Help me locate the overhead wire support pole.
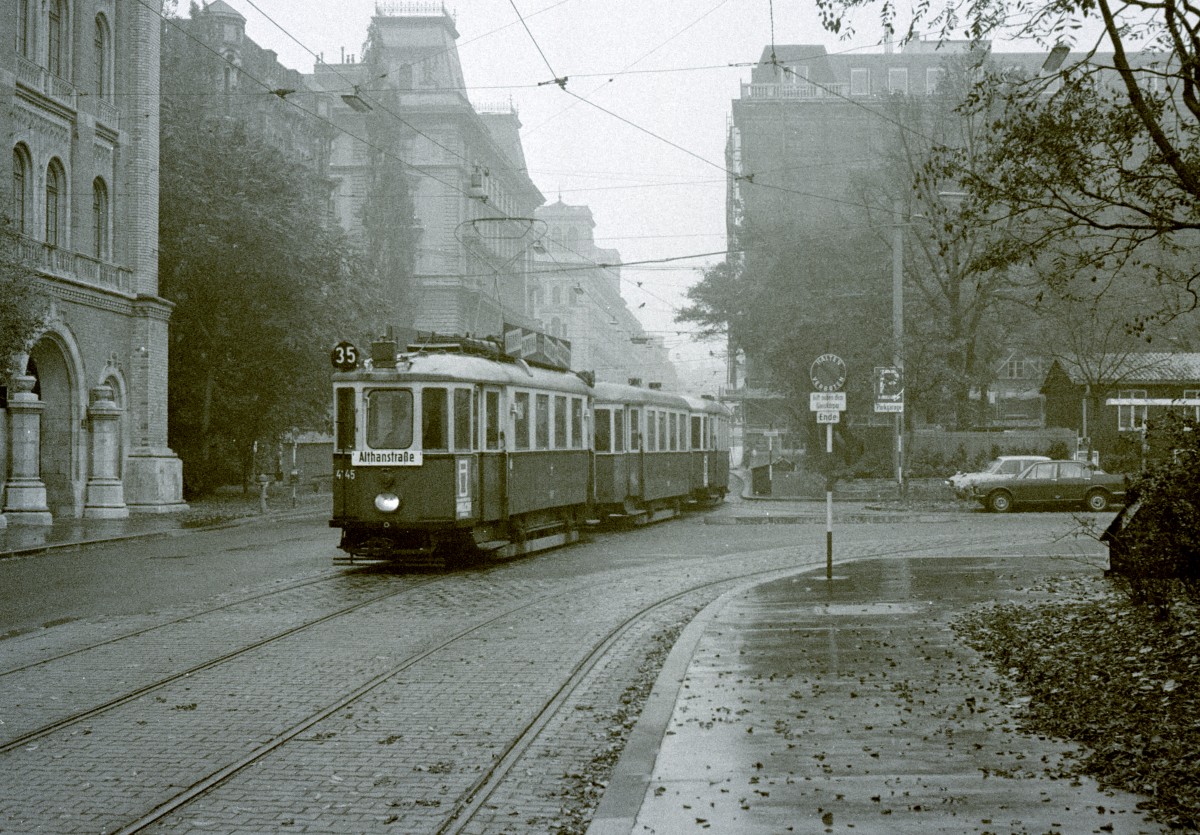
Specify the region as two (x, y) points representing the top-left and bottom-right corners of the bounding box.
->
(893, 198), (905, 495)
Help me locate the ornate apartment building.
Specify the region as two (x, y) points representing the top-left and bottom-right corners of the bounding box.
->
(530, 199), (677, 388)
(309, 2), (544, 340)
(2, 0), (184, 525)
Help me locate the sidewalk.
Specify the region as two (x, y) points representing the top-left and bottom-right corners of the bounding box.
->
(589, 556), (1165, 834)
(0, 488), (328, 559)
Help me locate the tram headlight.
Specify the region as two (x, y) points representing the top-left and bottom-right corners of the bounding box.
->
(374, 492), (401, 513)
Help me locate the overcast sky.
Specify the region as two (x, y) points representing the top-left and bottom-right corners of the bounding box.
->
(204, 0), (921, 390)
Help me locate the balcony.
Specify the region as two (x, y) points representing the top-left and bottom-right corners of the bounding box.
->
(95, 99), (120, 131)
(16, 56), (79, 110)
(17, 236), (134, 296)
(740, 81), (852, 102)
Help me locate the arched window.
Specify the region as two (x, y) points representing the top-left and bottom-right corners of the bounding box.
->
(12, 145), (31, 235)
(48, 0), (68, 79)
(92, 178), (109, 259)
(17, 0), (35, 58)
(46, 158), (66, 247)
(95, 14), (112, 99)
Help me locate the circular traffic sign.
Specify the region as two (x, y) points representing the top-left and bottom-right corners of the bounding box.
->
(330, 341), (360, 372)
(810, 353), (847, 392)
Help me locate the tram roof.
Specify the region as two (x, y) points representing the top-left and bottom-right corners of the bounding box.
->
(334, 351), (592, 395)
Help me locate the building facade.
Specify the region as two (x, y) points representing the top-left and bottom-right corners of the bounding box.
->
(2, 0), (184, 526)
(529, 199), (677, 387)
(165, 1), (334, 178)
(309, 2), (543, 340)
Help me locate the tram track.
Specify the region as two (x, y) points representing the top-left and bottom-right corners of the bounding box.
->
(0, 572), (445, 754)
(119, 523), (1066, 833)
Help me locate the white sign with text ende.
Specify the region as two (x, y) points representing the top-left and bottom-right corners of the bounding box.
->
(809, 392), (847, 411)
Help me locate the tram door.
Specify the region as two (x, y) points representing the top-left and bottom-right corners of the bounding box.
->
(627, 407), (643, 498)
(478, 386), (506, 520)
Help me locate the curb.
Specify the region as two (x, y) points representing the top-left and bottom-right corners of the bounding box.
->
(586, 559), (832, 835)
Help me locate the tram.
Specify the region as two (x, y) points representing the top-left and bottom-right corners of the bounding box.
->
(330, 331), (730, 567)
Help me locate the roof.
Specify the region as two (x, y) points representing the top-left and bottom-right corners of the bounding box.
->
(201, 0), (245, 21)
(1048, 353), (1200, 386)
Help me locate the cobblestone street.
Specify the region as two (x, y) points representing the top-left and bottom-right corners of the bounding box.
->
(0, 504), (1124, 833)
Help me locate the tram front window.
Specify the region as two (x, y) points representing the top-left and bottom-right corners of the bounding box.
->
(367, 389), (413, 449)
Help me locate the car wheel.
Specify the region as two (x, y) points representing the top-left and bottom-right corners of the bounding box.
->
(987, 491), (1013, 513)
(1085, 489), (1110, 512)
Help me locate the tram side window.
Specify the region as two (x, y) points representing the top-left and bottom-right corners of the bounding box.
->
(513, 392), (531, 450)
(692, 416), (703, 450)
(535, 393), (550, 450)
(660, 412), (669, 451)
(646, 409), (657, 451)
(614, 409), (625, 452)
(422, 388), (448, 450)
(485, 391), (501, 450)
(594, 408), (612, 453)
(629, 409), (640, 450)
(367, 389), (413, 449)
(335, 388), (356, 451)
(571, 398), (583, 448)
(554, 395), (567, 448)
(454, 388), (472, 451)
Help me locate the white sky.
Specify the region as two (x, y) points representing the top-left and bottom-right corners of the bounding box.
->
(209, 0), (1010, 391)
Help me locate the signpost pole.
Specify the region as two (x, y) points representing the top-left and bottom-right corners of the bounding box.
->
(825, 422), (833, 581)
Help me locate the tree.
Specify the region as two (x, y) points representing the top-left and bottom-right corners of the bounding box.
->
(0, 215), (48, 378)
(159, 104), (387, 495)
(679, 220), (892, 447)
(816, 0), (1200, 323)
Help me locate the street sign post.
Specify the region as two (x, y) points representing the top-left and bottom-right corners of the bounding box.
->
(808, 354), (846, 583)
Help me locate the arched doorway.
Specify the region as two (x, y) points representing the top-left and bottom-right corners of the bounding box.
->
(27, 336), (80, 517)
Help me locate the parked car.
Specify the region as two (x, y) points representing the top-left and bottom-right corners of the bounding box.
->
(947, 455), (1051, 500)
(970, 460), (1126, 513)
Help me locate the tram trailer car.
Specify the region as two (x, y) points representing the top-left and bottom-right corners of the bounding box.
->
(330, 336), (730, 567)
(591, 383), (730, 522)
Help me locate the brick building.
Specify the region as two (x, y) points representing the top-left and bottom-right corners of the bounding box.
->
(2, 0), (184, 525)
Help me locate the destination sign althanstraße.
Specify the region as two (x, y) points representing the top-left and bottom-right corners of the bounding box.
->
(353, 450), (423, 466)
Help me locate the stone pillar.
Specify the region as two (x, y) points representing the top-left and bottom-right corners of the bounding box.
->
(83, 385), (129, 519)
(3, 375), (53, 525)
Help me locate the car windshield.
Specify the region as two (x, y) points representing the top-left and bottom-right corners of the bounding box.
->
(983, 459), (1009, 474)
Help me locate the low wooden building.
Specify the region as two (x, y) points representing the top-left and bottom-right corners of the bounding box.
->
(1040, 352), (1200, 470)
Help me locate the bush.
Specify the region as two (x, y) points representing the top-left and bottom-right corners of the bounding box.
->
(1103, 412), (1200, 611)
(1045, 440), (1072, 460)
